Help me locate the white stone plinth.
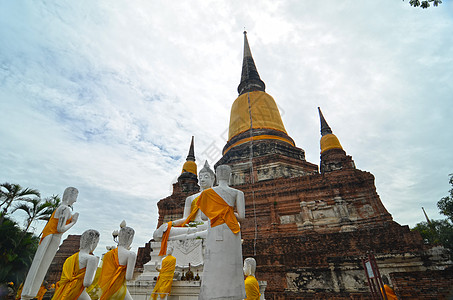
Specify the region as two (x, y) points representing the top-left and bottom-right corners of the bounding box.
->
(128, 280), (201, 300)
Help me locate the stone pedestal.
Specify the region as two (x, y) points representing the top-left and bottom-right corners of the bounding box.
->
(128, 279), (267, 300)
(128, 280), (201, 300)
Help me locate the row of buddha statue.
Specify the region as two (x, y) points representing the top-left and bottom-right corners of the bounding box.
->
(19, 163), (261, 300)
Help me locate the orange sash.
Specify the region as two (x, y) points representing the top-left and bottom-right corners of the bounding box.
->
(159, 196), (201, 256)
(151, 255), (176, 300)
(158, 221), (172, 256)
(381, 284), (398, 300)
(51, 252), (86, 300)
(180, 196), (200, 227)
(99, 248), (127, 300)
(197, 188), (240, 233)
(40, 210), (72, 244)
(244, 275), (260, 300)
(36, 286), (47, 300)
(15, 283), (23, 300)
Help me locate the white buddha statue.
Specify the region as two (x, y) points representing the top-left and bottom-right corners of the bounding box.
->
(51, 229), (100, 300)
(99, 222), (136, 300)
(22, 187), (79, 300)
(196, 164), (246, 300)
(78, 230), (101, 300)
(151, 245), (176, 300)
(153, 161), (215, 244)
(243, 257), (261, 300)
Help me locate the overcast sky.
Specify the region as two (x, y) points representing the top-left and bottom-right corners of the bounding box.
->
(1, 1), (452, 255)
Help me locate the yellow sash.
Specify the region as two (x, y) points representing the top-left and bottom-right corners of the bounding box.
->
(382, 284), (398, 300)
(180, 196), (200, 227)
(99, 248), (127, 300)
(244, 275), (260, 300)
(36, 286), (47, 300)
(51, 252), (86, 300)
(159, 196), (201, 256)
(158, 221), (172, 256)
(15, 283), (23, 300)
(151, 255), (176, 300)
(40, 210), (72, 244)
(197, 188), (240, 233)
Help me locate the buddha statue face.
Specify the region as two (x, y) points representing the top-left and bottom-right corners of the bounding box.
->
(199, 171), (215, 190)
(199, 160), (215, 189)
(62, 187), (78, 205)
(167, 246), (174, 256)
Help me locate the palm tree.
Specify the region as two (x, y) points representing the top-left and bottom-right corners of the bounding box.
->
(12, 198), (56, 233)
(0, 183), (40, 225)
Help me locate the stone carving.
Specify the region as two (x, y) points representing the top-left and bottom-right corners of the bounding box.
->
(297, 197), (357, 232)
(171, 239), (204, 268)
(21, 187), (79, 300)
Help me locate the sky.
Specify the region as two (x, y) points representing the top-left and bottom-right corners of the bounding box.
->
(1, 0), (452, 255)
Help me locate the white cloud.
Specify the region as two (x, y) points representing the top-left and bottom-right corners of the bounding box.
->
(1, 0), (452, 254)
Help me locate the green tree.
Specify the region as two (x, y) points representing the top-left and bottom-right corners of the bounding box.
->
(12, 196), (59, 234)
(0, 183), (40, 225)
(403, 0), (442, 9)
(404, 0), (442, 8)
(0, 217), (39, 285)
(437, 174), (453, 222)
(412, 219), (453, 251)
(412, 174), (453, 257)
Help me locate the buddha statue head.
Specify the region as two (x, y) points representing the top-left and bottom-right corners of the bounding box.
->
(243, 257), (256, 277)
(80, 229), (100, 253)
(199, 160), (215, 190)
(216, 164), (232, 184)
(62, 187), (78, 206)
(167, 245), (174, 256)
(118, 224), (135, 249)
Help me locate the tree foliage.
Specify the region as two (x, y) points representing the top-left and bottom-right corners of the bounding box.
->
(412, 174), (453, 256)
(404, 0), (442, 9)
(437, 174), (453, 222)
(12, 195), (60, 233)
(412, 219), (453, 250)
(0, 183), (40, 226)
(0, 217), (39, 285)
(0, 183), (61, 286)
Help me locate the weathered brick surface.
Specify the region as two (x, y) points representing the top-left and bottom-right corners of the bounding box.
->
(390, 268), (453, 299)
(148, 144), (451, 299)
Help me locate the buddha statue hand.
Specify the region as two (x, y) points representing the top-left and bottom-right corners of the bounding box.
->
(71, 212), (79, 223)
(153, 223), (168, 241)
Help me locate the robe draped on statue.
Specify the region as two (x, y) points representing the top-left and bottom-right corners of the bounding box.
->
(244, 276), (260, 300)
(151, 255), (176, 300)
(196, 188), (246, 300)
(35, 285), (47, 300)
(99, 248), (127, 300)
(51, 252), (86, 300)
(40, 210), (71, 244)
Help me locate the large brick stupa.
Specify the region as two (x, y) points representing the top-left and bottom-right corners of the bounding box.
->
(138, 32), (452, 299)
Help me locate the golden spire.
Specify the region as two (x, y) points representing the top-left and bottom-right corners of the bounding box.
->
(224, 32), (295, 155)
(318, 107), (343, 154)
(181, 136), (197, 175)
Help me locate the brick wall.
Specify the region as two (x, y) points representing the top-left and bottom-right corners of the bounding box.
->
(391, 268), (453, 299)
